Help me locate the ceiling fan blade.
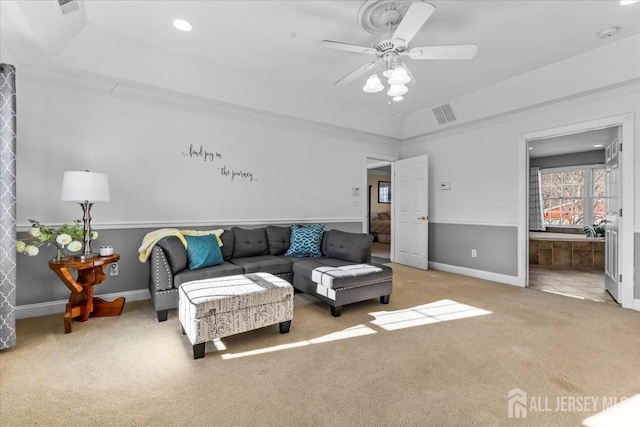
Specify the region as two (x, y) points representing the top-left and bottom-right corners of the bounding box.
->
(406, 44), (478, 60)
(322, 40), (378, 55)
(392, 2), (436, 46)
(334, 60), (381, 86)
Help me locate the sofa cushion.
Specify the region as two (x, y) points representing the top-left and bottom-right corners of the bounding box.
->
(292, 259), (392, 290)
(156, 236), (188, 273)
(324, 230), (373, 264)
(174, 261), (244, 288)
(184, 234), (223, 270)
(229, 255), (293, 275)
(285, 224), (324, 257)
(219, 229), (235, 261)
(266, 226), (291, 255)
(232, 227), (269, 258)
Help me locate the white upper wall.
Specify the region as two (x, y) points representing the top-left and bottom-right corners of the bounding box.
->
(401, 83), (640, 228)
(15, 73), (399, 227)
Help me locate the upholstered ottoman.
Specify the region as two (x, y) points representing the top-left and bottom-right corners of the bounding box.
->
(179, 272), (294, 359)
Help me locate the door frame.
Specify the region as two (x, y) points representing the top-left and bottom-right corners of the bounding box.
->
(364, 153), (397, 262)
(517, 113), (635, 310)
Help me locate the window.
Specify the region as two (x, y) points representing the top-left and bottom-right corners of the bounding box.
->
(541, 166), (605, 226)
(378, 181), (391, 203)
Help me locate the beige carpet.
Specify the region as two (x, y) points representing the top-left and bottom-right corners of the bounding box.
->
(2, 264), (639, 426)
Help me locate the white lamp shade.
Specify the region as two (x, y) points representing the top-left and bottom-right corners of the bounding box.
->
(388, 65), (411, 85)
(362, 73), (384, 93)
(61, 171), (111, 202)
(387, 84), (408, 97)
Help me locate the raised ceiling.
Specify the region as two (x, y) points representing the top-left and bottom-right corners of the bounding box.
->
(2, 1), (640, 121)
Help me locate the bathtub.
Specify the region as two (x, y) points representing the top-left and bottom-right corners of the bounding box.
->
(529, 232), (604, 270)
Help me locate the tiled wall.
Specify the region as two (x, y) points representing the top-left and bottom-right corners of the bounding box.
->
(529, 239), (604, 270)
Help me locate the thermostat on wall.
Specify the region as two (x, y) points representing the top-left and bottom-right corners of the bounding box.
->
(440, 182), (451, 190)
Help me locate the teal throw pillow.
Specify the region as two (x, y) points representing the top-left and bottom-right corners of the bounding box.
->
(184, 234), (224, 270)
(284, 224), (324, 257)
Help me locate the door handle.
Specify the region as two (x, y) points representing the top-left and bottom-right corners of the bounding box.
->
(418, 216), (426, 220)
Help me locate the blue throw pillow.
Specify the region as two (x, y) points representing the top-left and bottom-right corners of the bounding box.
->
(184, 234), (224, 270)
(284, 224), (324, 257)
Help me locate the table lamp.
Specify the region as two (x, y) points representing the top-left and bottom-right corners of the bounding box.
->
(61, 170), (110, 260)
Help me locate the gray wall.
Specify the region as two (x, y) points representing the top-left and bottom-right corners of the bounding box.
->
(16, 222), (362, 306)
(529, 150), (605, 169)
(636, 233), (640, 299)
(428, 223), (518, 276)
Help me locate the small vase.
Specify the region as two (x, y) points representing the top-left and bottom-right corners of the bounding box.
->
(53, 244), (69, 261)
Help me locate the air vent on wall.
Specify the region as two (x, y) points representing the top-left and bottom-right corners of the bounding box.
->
(432, 103), (458, 125)
(58, 0), (79, 15)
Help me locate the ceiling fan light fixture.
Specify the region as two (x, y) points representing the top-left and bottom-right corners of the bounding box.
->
(387, 84), (408, 97)
(363, 73), (384, 93)
(388, 64), (411, 85)
(392, 95), (404, 102)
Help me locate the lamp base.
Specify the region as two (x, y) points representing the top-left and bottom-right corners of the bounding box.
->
(77, 253), (98, 261)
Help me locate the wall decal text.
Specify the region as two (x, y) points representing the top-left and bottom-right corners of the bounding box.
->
(181, 144), (258, 182)
(182, 144), (223, 162)
(218, 166), (257, 182)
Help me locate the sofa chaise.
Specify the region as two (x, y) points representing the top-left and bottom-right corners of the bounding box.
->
(148, 226), (392, 321)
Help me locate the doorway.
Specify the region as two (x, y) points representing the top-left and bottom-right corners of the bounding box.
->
(368, 163), (392, 263)
(527, 127), (618, 304)
(518, 114), (635, 310)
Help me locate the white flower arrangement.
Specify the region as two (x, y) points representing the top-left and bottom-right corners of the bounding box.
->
(17, 219), (96, 258)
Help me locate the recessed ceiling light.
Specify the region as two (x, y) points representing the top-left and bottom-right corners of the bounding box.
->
(620, 1), (639, 5)
(173, 19), (192, 32)
(593, 144), (604, 147)
(529, 147), (533, 150)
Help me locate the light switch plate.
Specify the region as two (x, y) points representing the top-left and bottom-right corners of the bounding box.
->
(440, 182), (451, 190)
(352, 187), (360, 196)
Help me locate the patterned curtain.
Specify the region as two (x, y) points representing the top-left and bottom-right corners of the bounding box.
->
(529, 167), (546, 232)
(0, 63), (17, 350)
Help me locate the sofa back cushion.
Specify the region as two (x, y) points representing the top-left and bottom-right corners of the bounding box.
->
(156, 236), (188, 272)
(266, 226), (291, 255)
(219, 229), (235, 261)
(231, 227), (269, 258)
(323, 230), (373, 264)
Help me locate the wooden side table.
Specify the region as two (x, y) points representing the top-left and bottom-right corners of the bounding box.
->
(48, 254), (125, 333)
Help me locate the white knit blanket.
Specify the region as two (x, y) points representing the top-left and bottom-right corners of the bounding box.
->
(311, 264), (383, 289)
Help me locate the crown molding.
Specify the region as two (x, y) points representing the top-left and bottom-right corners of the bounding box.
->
(402, 77), (640, 146)
(21, 66), (402, 147)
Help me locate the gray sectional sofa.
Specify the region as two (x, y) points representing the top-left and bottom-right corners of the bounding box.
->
(149, 226), (392, 321)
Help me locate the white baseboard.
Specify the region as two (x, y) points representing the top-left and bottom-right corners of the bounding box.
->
(634, 299), (640, 312)
(428, 262), (521, 287)
(15, 289), (151, 319)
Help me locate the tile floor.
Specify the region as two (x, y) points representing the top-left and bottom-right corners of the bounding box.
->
(529, 266), (617, 304)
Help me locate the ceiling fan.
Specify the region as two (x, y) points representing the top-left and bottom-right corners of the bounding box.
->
(322, 0), (477, 101)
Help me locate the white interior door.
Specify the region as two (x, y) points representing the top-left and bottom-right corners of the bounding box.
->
(394, 155), (429, 269)
(604, 137), (620, 302)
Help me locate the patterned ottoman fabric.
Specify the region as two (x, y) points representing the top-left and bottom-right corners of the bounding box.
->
(179, 273), (294, 357)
